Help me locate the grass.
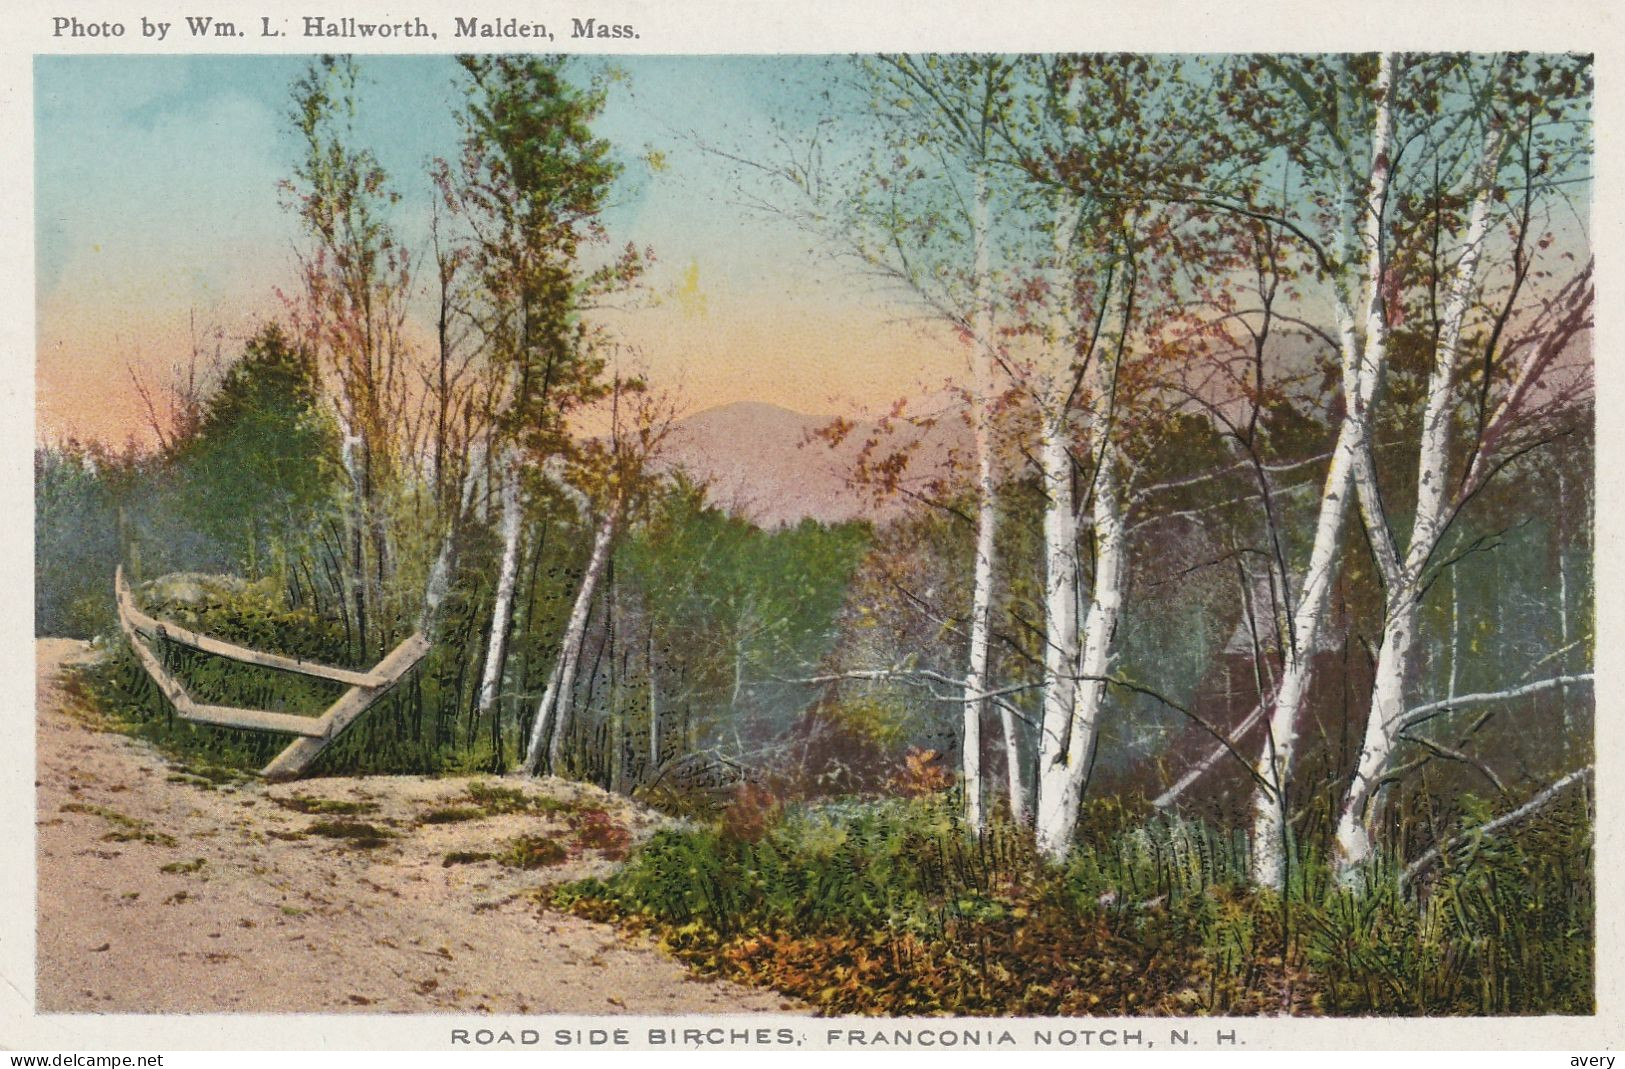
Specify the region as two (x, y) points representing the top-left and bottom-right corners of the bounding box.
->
(175, 763), (250, 785)
(305, 820), (394, 849)
(274, 795), (377, 816)
(499, 834), (569, 869)
(159, 857), (207, 874)
(60, 802), (177, 847)
(419, 805), (484, 825)
(550, 792), (1593, 1017)
(71, 585), (452, 778)
(465, 781), (577, 817)
(442, 850), (494, 867)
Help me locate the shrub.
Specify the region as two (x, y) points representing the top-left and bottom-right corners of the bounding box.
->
(500, 834), (569, 869)
(571, 809), (632, 859)
(553, 790), (1591, 1017)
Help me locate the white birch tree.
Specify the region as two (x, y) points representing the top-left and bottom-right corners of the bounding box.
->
(1191, 53), (1402, 890)
(438, 56), (641, 764)
(522, 377), (675, 775)
(1335, 257), (1594, 874)
(831, 55), (1025, 829)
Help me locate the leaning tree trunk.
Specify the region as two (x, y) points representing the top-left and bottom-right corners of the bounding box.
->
(337, 411), (370, 659)
(1333, 116), (1504, 877)
(1249, 52), (1396, 891)
(1332, 603), (1416, 870)
(419, 439), (486, 635)
(522, 503), (619, 777)
(1249, 418), (1364, 888)
(473, 456), (524, 752)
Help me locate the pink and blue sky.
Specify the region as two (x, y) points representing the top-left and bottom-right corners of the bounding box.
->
(36, 55), (961, 446)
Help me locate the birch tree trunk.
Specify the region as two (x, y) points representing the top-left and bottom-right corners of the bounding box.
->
(1034, 414), (1079, 848)
(419, 439), (487, 635)
(1030, 182), (1087, 850)
(473, 456), (523, 744)
(1035, 438), (1126, 859)
(1250, 52), (1397, 890)
(1250, 418), (1362, 887)
(522, 504), (619, 776)
(1027, 179), (1084, 834)
(960, 164), (998, 832)
(337, 411), (370, 658)
(1333, 117), (1505, 877)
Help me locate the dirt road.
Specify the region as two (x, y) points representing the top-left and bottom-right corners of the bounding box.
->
(34, 638), (796, 1015)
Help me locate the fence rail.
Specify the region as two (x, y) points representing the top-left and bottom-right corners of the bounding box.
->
(113, 565), (429, 779)
(115, 568), (388, 687)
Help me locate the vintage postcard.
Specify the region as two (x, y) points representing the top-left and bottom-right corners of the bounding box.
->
(4, 0), (1620, 1055)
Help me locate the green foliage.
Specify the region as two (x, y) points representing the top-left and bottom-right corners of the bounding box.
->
(420, 806), (484, 825)
(59, 802), (178, 847)
(35, 54), (1595, 1020)
(1303, 790), (1593, 1015)
(465, 780), (575, 815)
(305, 820), (394, 848)
(35, 325), (340, 640)
(81, 576), (349, 770)
(568, 796), (1032, 937)
(167, 324), (338, 579)
(500, 833), (569, 869)
(81, 571), (474, 778)
(621, 482), (871, 755)
(556, 795), (1591, 1016)
(35, 446), (123, 637)
(443, 54), (632, 456)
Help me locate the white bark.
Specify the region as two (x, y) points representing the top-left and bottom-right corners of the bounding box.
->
(1034, 244), (1128, 860)
(1332, 607), (1415, 869)
(1249, 417), (1363, 886)
(1035, 438), (1126, 860)
(522, 504), (619, 776)
(336, 409), (369, 650)
(1030, 173), (1082, 835)
(1250, 53), (1397, 890)
(1334, 115), (1505, 879)
(419, 439), (486, 634)
(1035, 414), (1079, 839)
(960, 164), (997, 832)
(474, 456), (523, 735)
(1396, 674), (1594, 733)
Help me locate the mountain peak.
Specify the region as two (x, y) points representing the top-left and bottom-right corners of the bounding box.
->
(661, 399), (961, 528)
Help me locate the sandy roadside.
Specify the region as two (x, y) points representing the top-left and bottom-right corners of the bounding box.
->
(34, 637), (800, 1015)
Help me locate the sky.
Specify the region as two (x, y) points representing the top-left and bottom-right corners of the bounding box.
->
(35, 54), (966, 447)
(34, 53), (1594, 449)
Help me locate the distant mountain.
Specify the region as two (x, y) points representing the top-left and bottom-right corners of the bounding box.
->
(659, 400), (967, 528)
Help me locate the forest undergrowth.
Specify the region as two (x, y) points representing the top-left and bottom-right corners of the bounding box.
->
(74, 582), (1593, 1019)
(551, 789), (1593, 1017)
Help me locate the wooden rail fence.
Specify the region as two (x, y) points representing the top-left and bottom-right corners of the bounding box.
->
(114, 565), (430, 780)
